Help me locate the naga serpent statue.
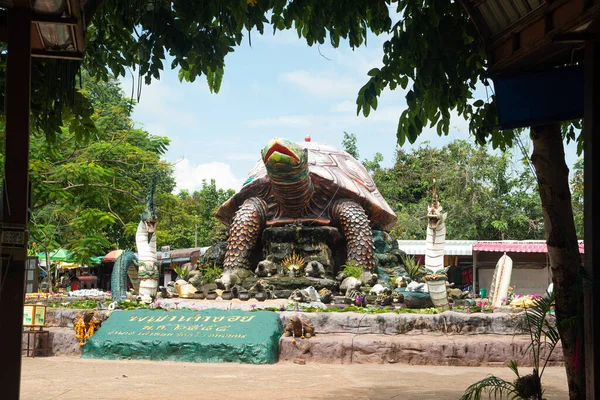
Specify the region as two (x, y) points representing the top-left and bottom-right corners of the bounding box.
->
(111, 176), (159, 303)
(215, 137), (397, 288)
(424, 178), (447, 274)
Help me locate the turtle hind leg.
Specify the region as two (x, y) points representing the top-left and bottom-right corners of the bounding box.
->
(331, 199), (375, 271)
(223, 197), (268, 271)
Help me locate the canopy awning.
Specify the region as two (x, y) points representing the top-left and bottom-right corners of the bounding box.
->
(396, 240), (478, 256)
(102, 250), (124, 263)
(473, 240), (585, 254)
(36, 248), (73, 261)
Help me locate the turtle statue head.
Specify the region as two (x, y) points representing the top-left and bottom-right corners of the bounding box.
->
(261, 137), (308, 181)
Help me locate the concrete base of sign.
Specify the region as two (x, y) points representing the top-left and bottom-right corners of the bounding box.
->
(82, 309), (283, 364)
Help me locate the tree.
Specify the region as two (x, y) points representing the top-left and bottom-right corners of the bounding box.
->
(571, 159), (584, 239)
(11, 74), (174, 268)
(158, 180), (234, 249)
(342, 132), (360, 159)
(365, 139), (545, 241)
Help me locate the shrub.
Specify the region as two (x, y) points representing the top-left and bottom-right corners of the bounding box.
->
(201, 264), (223, 285)
(401, 255), (426, 281)
(342, 261), (363, 279)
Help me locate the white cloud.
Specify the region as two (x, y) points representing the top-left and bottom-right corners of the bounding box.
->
(280, 70), (360, 98)
(245, 115), (312, 128)
(332, 100), (355, 113)
(173, 158), (244, 193)
(224, 153), (261, 162)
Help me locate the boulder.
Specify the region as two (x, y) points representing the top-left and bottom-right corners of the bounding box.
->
(202, 241), (228, 267)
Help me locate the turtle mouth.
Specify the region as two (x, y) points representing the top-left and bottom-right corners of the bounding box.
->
(264, 143), (299, 163)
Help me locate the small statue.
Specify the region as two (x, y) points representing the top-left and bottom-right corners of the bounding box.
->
(369, 283), (386, 295)
(174, 279), (197, 298)
(392, 291), (404, 303)
(305, 261), (326, 278)
(392, 276), (408, 288)
(289, 288), (311, 302)
(255, 260), (277, 277)
(249, 279), (270, 292)
(318, 288), (333, 304)
(340, 277), (362, 294)
(346, 288), (366, 307)
(375, 288), (393, 306)
(283, 316), (315, 340)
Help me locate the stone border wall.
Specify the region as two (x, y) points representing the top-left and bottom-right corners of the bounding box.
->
(44, 308), (536, 335)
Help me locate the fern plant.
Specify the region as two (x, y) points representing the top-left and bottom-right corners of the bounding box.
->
(201, 264), (223, 285)
(401, 255), (426, 281)
(172, 264), (189, 281)
(460, 291), (559, 400)
(342, 261), (363, 279)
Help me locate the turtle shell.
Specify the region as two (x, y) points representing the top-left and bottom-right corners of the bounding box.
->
(216, 141), (398, 231)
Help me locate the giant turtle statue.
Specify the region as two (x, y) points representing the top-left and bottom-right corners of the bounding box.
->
(215, 137), (397, 288)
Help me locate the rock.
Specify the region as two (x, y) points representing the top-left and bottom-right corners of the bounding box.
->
(372, 230), (399, 254)
(187, 269), (202, 289)
(340, 277), (362, 294)
(305, 261), (326, 278)
(202, 241), (228, 268)
(400, 290), (434, 308)
(336, 271), (346, 283)
(255, 260), (277, 277)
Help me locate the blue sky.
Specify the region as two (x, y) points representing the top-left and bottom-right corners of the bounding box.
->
(122, 28), (581, 193)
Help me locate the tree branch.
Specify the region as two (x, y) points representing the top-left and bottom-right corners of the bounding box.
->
(60, 183), (142, 201)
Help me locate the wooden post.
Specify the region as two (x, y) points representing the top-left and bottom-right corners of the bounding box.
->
(584, 39), (600, 400)
(472, 251), (478, 295)
(0, 6), (31, 400)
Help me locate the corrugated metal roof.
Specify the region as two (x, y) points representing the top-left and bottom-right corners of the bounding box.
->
(473, 241), (585, 254)
(473, 0), (544, 36)
(397, 240), (478, 256)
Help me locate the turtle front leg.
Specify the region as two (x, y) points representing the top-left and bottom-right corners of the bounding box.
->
(330, 199), (375, 271)
(223, 197), (268, 271)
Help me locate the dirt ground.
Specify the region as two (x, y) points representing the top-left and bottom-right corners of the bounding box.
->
(21, 356), (568, 399)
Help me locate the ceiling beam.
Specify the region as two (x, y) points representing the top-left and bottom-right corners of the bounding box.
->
(32, 15), (78, 25)
(31, 49), (83, 60)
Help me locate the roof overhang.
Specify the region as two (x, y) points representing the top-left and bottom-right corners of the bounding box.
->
(461, 0), (600, 75)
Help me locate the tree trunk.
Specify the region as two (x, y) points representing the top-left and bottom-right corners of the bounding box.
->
(530, 123), (584, 399)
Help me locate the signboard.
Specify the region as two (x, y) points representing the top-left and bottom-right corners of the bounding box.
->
(161, 246), (170, 253)
(82, 308), (283, 364)
(23, 304), (46, 329)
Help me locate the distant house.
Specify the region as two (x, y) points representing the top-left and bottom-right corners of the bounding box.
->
(472, 240), (585, 296)
(397, 240), (477, 290)
(397, 239), (585, 296)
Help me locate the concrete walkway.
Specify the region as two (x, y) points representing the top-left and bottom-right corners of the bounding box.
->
(21, 357), (568, 399)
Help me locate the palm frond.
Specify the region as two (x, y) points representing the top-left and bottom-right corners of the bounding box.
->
(508, 360), (520, 378)
(459, 376), (521, 400)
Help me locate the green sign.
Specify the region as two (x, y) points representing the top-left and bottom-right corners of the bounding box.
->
(82, 308), (283, 364)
